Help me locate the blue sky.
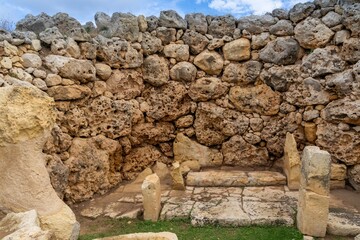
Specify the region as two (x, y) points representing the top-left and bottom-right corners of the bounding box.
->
(0, 0), (309, 25)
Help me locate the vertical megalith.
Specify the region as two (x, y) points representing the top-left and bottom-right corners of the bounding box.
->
(297, 146), (331, 237)
(0, 86), (80, 240)
(283, 132), (301, 190)
(142, 173), (161, 221)
(170, 161), (186, 190)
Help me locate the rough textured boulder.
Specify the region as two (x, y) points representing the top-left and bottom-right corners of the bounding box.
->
(223, 38), (250, 61)
(294, 17), (334, 49)
(141, 32), (162, 56)
(194, 102), (249, 146)
(269, 20), (294, 36)
(159, 10), (187, 30)
(106, 69), (144, 100)
(229, 85), (281, 115)
(0, 86), (79, 240)
(163, 44), (189, 61)
(321, 98), (360, 125)
(193, 50), (223, 75)
(189, 77), (228, 102)
(341, 38), (360, 63)
(222, 61), (262, 86)
(182, 30), (209, 54)
(170, 62), (197, 82)
(342, 3), (360, 37)
(21, 53), (42, 68)
(289, 2), (315, 23)
(142, 55), (169, 86)
(109, 13), (140, 42)
(16, 13), (54, 34)
(47, 85), (91, 100)
(259, 38), (300, 65)
(237, 15), (277, 35)
(156, 27), (176, 45)
(261, 65), (301, 92)
(221, 135), (269, 167)
(130, 122), (175, 145)
(185, 13), (207, 34)
(174, 133), (223, 167)
(208, 15), (236, 38)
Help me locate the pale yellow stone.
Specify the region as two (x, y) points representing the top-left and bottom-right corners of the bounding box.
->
(283, 132), (301, 190)
(331, 163), (346, 181)
(170, 162), (185, 190)
(304, 122), (317, 142)
(142, 174), (161, 221)
(93, 232), (178, 240)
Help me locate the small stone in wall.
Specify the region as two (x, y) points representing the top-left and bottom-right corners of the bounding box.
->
(185, 13), (207, 35)
(159, 10), (187, 30)
(170, 62), (197, 82)
(222, 61), (262, 86)
(259, 38), (300, 65)
(208, 15), (236, 38)
(163, 43), (190, 61)
(188, 77), (228, 102)
(289, 2), (315, 23)
(182, 30), (209, 55)
(21, 53), (42, 68)
(142, 55), (169, 86)
(341, 38), (360, 63)
(95, 63), (112, 80)
(223, 38), (250, 61)
(193, 50), (223, 75)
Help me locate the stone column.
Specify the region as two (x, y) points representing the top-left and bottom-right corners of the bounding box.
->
(142, 173), (161, 221)
(170, 161), (186, 190)
(297, 146), (331, 237)
(283, 132), (301, 190)
(0, 86), (79, 240)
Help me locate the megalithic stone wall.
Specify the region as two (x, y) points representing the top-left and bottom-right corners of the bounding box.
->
(0, 0), (358, 203)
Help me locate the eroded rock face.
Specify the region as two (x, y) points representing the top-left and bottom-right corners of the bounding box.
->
(229, 85), (281, 116)
(221, 135), (269, 167)
(106, 69), (144, 100)
(159, 10), (187, 30)
(261, 65), (301, 92)
(237, 15), (277, 35)
(130, 122), (175, 145)
(182, 30), (209, 55)
(208, 15), (236, 38)
(222, 61), (262, 86)
(170, 62), (197, 82)
(65, 135), (122, 202)
(142, 55), (169, 86)
(223, 38), (251, 61)
(194, 102), (249, 146)
(189, 77), (228, 101)
(321, 98), (360, 126)
(193, 50), (224, 75)
(185, 13), (207, 34)
(259, 38), (300, 65)
(341, 38), (360, 63)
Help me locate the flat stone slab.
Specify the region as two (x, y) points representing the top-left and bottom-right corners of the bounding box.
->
(327, 211), (360, 236)
(186, 171), (286, 187)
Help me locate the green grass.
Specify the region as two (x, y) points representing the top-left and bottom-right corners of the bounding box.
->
(79, 218), (303, 240)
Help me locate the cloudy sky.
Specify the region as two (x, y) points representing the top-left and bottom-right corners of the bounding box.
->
(0, 0), (309, 25)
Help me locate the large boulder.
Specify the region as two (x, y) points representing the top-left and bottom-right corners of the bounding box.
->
(222, 61), (262, 86)
(223, 38), (251, 61)
(193, 50), (223, 75)
(259, 38), (300, 65)
(188, 77), (228, 102)
(142, 55), (169, 86)
(109, 13), (140, 42)
(106, 69), (144, 100)
(0, 86), (79, 240)
(185, 13), (207, 34)
(208, 15), (236, 38)
(159, 10), (187, 29)
(182, 30), (209, 55)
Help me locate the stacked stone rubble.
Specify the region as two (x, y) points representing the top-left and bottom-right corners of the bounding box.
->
(0, 0), (359, 203)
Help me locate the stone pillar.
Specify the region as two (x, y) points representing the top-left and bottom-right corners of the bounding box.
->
(142, 173), (161, 221)
(170, 161), (186, 190)
(297, 146), (331, 237)
(283, 132), (301, 190)
(0, 86), (79, 240)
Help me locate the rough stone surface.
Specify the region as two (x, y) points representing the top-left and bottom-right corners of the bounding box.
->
(259, 38), (300, 65)
(237, 15), (277, 35)
(193, 50), (223, 75)
(208, 15), (236, 38)
(142, 55), (169, 86)
(159, 10), (187, 30)
(182, 30), (209, 54)
(163, 44), (189, 61)
(283, 133), (301, 190)
(94, 232), (178, 240)
(223, 38), (250, 61)
(22, 53), (42, 68)
(142, 174), (161, 221)
(106, 69), (144, 100)
(341, 38), (360, 63)
(185, 13), (207, 34)
(222, 61), (262, 86)
(189, 77), (228, 102)
(289, 2), (316, 23)
(170, 62), (197, 82)
(327, 212), (360, 236)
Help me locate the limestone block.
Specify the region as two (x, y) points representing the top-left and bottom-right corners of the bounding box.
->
(330, 163), (346, 181)
(222, 38), (251, 61)
(93, 232), (178, 240)
(300, 146), (331, 196)
(142, 174), (161, 221)
(297, 190), (330, 237)
(170, 162), (185, 190)
(193, 50), (223, 75)
(283, 133), (301, 190)
(304, 122), (317, 143)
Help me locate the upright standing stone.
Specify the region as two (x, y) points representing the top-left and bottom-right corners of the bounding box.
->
(297, 146), (331, 237)
(283, 133), (301, 190)
(142, 174), (161, 221)
(170, 161), (186, 190)
(0, 86), (80, 240)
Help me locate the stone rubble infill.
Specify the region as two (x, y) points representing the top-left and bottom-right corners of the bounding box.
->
(186, 170), (286, 187)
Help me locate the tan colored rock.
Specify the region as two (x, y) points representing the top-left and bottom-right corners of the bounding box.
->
(0, 210), (52, 240)
(222, 135), (269, 167)
(47, 85), (91, 100)
(330, 180), (345, 189)
(304, 122), (317, 143)
(0, 86), (79, 240)
(45, 74), (62, 87)
(222, 38), (250, 61)
(193, 50), (223, 75)
(170, 162), (185, 190)
(94, 232), (178, 240)
(174, 133), (223, 167)
(180, 160), (201, 172)
(327, 212), (360, 236)
(130, 122), (175, 145)
(341, 38), (360, 63)
(95, 63), (112, 80)
(142, 55), (169, 86)
(163, 44), (189, 61)
(229, 85), (281, 116)
(321, 98), (360, 126)
(169, 62), (197, 82)
(222, 61), (262, 86)
(142, 174), (161, 221)
(188, 77), (228, 102)
(283, 133), (301, 190)
(331, 163), (347, 181)
(175, 115), (194, 128)
(349, 164), (360, 191)
(106, 69), (144, 100)
(297, 190), (330, 237)
(0, 57), (12, 69)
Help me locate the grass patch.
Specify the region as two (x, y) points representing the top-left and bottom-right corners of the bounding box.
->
(79, 218), (303, 240)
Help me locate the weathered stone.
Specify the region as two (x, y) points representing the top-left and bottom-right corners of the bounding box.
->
(142, 174), (161, 221)
(107, 13), (139, 42)
(142, 55), (169, 86)
(156, 27), (176, 45)
(222, 61), (262, 86)
(237, 15), (276, 35)
(138, 15), (148, 32)
(189, 77), (228, 102)
(185, 13), (207, 34)
(65, 135), (122, 202)
(39, 27), (64, 45)
(208, 15), (236, 38)
(193, 50), (223, 75)
(0, 210), (51, 240)
(294, 17), (334, 49)
(106, 69), (144, 100)
(130, 122), (175, 145)
(289, 2), (315, 23)
(334, 30), (351, 45)
(349, 165), (360, 191)
(174, 133), (223, 167)
(327, 211), (360, 236)
(222, 135), (269, 167)
(182, 30), (209, 55)
(261, 64), (301, 92)
(325, 69), (355, 97)
(304, 122), (317, 143)
(342, 3), (360, 37)
(269, 20), (294, 36)
(303, 110), (319, 121)
(94, 12), (110, 30)
(21, 53), (42, 68)
(16, 13), (54, 34)
(143, 81), (191, 121)
(297, 190), (330, 237)
(259, 38), (300, 65)
(170, 162), (185, 190)
(141, 32), (162, 55)
(47, 85), (91, 100)
(322, 11), (342, 28)
(163, 44), (189, 61)
(272, 8), (289, 20)
(283, 133), (301, 190)
(341, 38), (360, 63)
(94, 232), (178, 240)
(159, 10), (187, 30)
(95, 63), (112, 80)
(302, 47), (346, 77)
(194, 102), (249, 146)
(146, 16), (159, 32)
(229, 85), (281, 116)
(321, 98), (360, 126)
(170, 62), (197, 82)
(331, 163), (347, 181)
(222, 38), (250, 61)
(0, 86), (79, 240)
